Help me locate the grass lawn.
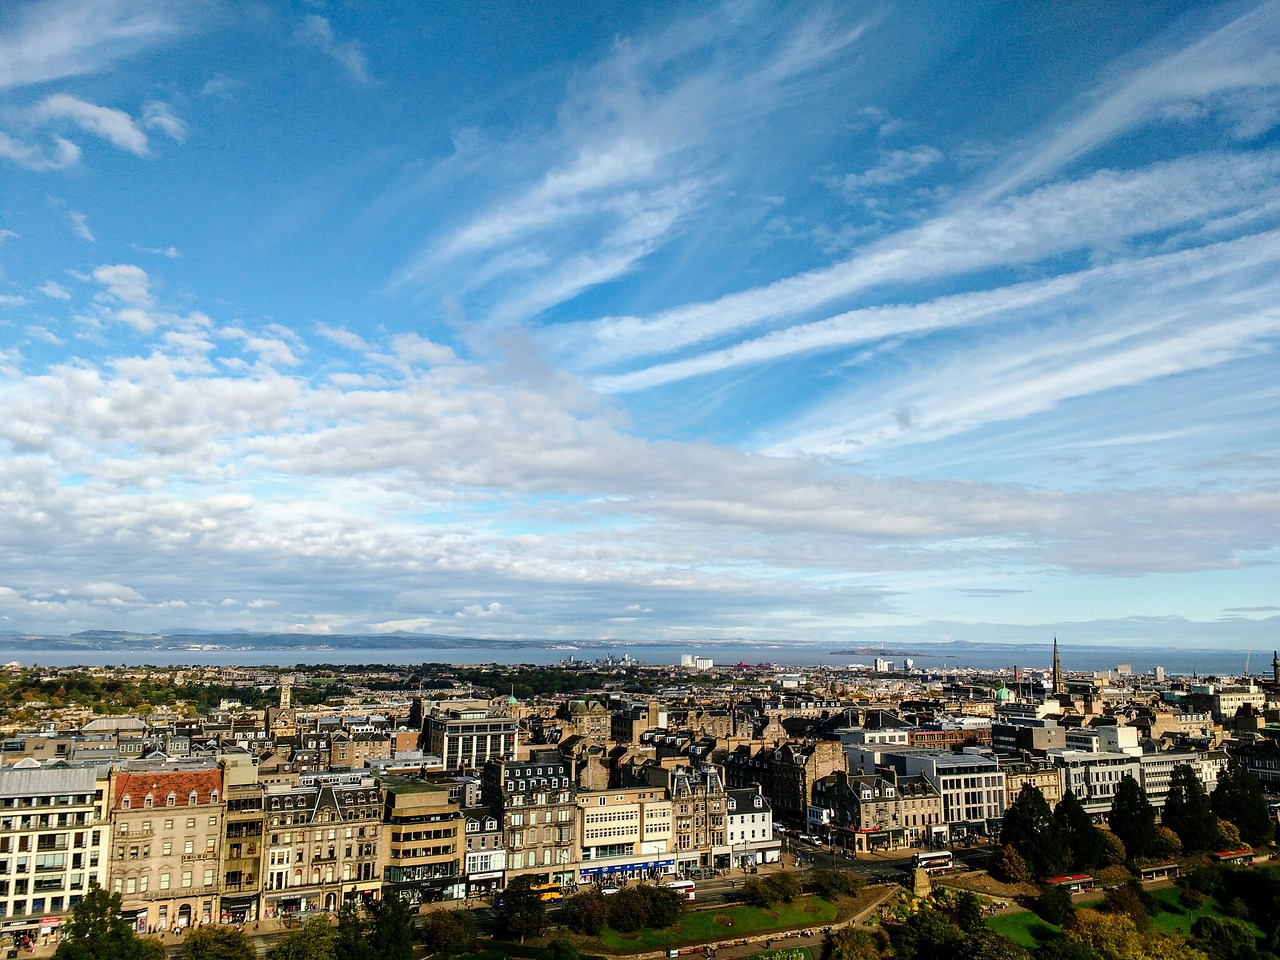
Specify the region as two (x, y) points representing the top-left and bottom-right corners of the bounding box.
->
(596, 896), (837, 952)
(1145, 887), (1263, 939)
(986, 911), (1061, 949)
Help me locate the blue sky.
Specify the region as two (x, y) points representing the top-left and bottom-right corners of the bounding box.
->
(1, 0), (1278, 649)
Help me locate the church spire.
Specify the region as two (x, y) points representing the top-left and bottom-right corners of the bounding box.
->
(1051, 636), (1063, 696)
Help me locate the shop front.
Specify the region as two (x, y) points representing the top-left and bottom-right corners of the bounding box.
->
(220, 894), (259, 924)
(579, 856), (676, 885)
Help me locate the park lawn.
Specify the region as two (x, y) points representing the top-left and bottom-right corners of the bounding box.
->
(986, 910), (1061, 949)
(1145, 887), (1263, 939)
(596, 896), (837, 952)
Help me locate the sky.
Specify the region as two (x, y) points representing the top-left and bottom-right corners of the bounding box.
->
(0, 0), (1277, 650)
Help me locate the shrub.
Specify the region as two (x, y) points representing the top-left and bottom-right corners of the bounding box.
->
(807, 868), (866, 900)
(1178, 886), (1205, 910)
(1035, 885), (1075, 926)
(562, 891), (609, 935)
(419, 910), (477, 956)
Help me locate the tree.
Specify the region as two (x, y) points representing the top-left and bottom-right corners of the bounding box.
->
(808, 868), (866, 900)
(1056, 791), (1108, 871)
(1035, 886), (1076, 926)
(604, 884), (685, 932)
(956, 891), (987, 935)
(270, 919), (337, 960)
(742, 872), (802, 906)
(1002, 784), (1069, 879)
(1108, 776), (1158, 861)
(175, 927), (256, 960)
(992, 844), (1032, 884)
(420, 910), (477, 956)
(562, 891), (609, 935)
(498, 877), (549, 944)
(540, 940), (583, 960)
(367, 895), (414, 960)
(1212, 762), (1275, 847)
(1190, 916), (1259, 960)
(828, 926), (890, 960)
(1098, 831), (1126, 867)
(334, 901), (376, 960)
(1161, 765), (1223, 854)
(53, 884), (166, 960)
(1034, 940), (1104, 960)
(889, 907), (961, 960)
(1101, 883), (1151, 933)
(956, 930), (1032, 960)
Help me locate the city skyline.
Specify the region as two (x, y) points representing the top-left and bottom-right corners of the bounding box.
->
(1, 1), (1278, 646)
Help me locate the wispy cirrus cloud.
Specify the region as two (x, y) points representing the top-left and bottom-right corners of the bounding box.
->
(0, 0), (189, 91)
(576, 150), (1280, 372)
(295, 15), (369, 84)
(391, 6), (878, 325)
(31, 93), (149, 155)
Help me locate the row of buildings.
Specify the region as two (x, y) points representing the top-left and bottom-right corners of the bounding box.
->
(0, 650), (1265, 948)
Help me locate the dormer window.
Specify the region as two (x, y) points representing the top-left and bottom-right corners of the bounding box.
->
(121, 795), (131, 810)
(144, 793), (153, 808)
(189, 790), (198, 805)
(754, 797), (763, 808)
(167, 792), (176, 807)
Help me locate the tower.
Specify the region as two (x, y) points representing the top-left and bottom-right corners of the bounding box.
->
(1051, 636), (1063, 697)
(279, 675), (293, 710)
(1272, 650), (1278, 685)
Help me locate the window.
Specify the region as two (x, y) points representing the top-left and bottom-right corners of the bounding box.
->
(144, 794), (153, 808)
(167, 793), (176, 807)
(181, 871), (192, 888)
(189, 790), (198, 806)
(120, 796), (130, 810)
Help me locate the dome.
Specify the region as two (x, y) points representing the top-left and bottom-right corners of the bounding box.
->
(994, 684), (1013, 702)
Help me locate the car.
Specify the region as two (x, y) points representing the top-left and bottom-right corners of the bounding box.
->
(601, 886), (620, 895)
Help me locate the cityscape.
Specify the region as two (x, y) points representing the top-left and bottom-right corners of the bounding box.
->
(0, 643), (1277, 958)
(4, 1), (1280, 959)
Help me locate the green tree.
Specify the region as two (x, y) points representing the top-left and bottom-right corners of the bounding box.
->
(334, 901), (376, 960)
(1162, 765), (1223, 854)
(53, 885), (166, 960)
(1035, 886), (1076, 926)
(956, 930), (1032, 960)
(993, 844), (1032, 884)
(1212, 762), (1275, 847)
(175, 926), (257, 960)
(269, 918), (336, 960)
(828, 926), (890, 960)
(1033, 939), (1104, 960)
(1108, 776), (1158, 861)
(562, 891), (609, 935)
(498, 877), (549, 944)
(1002, 785), (1070, 879)
(889, 906), (960, 960)
(1190, 915), (1259, 960)
(1055, 792), (1107, 871)
(420, 909), (477, 955)
(1100, 883), (1151, 933)
(539, 940), (583, 960)
(956, 891), (987, 934)
(742, 872), (802, 906)
(367, 895), (414, 960)
(1098, 831), (1126, 867)
(808, 868), (866, 900)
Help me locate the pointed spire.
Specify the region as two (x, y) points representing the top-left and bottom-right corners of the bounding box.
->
(1051, 636), (1063, 697)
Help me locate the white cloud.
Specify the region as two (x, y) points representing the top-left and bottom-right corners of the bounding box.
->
(32, 93), (149, 155)
(142, 100), (186, 141)
(70, 211), (94, 242)
(572, 150), (1280, 369)
(0, 0), (187, 91)
(835, 145), (944, 192)
(39, 281), (71, 300)
(0, 229), (19, 243)
(0, 131), (80, 170)
(295, 15), (369, 84)
(93, 263), (153, 308)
